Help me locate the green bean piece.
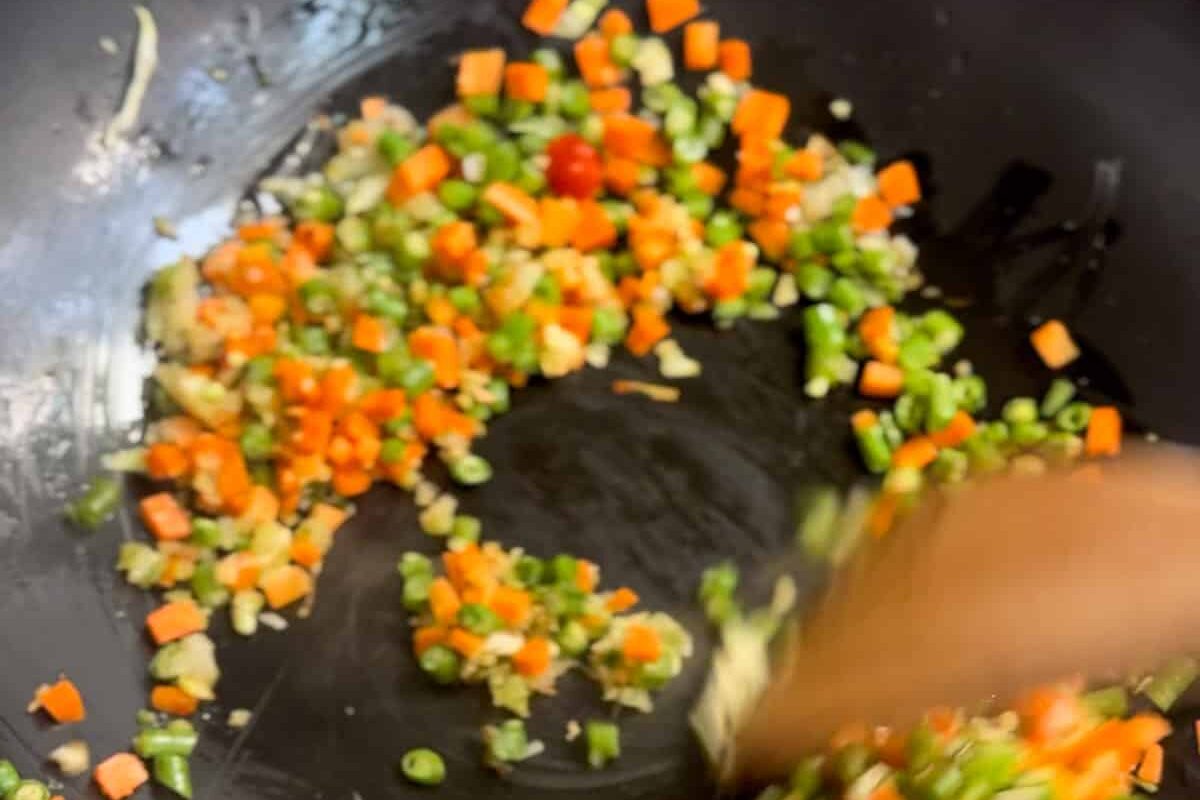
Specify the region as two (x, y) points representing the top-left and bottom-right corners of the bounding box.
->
(1011, 421), (1049, 448)
(66, 475), (122, 530)
(401, 748), (446, 786)
(419, 644), (461, 684)
(556, 619), (590, 657)
(295, 325), (331, 355)
(242, 355), (276, 385)
(893, 393), (927, 434)
(697, 115), (726, 148)
(810, 221), (856, 254)
(954, 374), (988, 414)
(449, 454), (493, 486)
(294, 184), (343, 222)
(920, 310), (964, 353)
(1039, 378), (1076, 418)
(789, 756), (824, 800)
(830, 194), (858, 222)
(400, 360), (437, 395)
(437, 179), (478, 212)
(590, 307), (628, 345)
(378, 438), (406, 466)
(664, 97), (698, 139)
(485, 141), (521, 183)
(191, 560), (229, 608)
(398, 552), (433, 580)
(1082, 686), (1129, 719)
(6, 780), (49, 800)
(514, 555), (545, 586)
(854, 421), (893, 475)
(672, 136), (708, 164)
(609, 33), (638, 66)
(1143, 656), (1199, 711)
(585, 721), (620, 769)
(803, 304), (846, 354)
(788, 230), (815, 260)
(531, 47), (564, 76)
(550, 554), (578, 585)
(451, 515), (482, 544)
(794, 262), (833, 300)
(925, 373), (958, 433)
(377, 130), (415, 166)
(682, 192), (714, 219)
(0, 763), (20, 797)
(239, 422), (274, 461)
(298, 278), (338, 315)
(832, 742), (873, 785)
(486, 719), (531, 764)
(154, 755), (193, 799)
(464, 93), (500, 117)
(898, 333), (939, 371)
(837, 140), (876, 165)
(877, 411), (904, 449)
(134, 725), (199, 758)
(1001, 397), (1039, 425)
(1041, 431), (1083, 462)
(559, 80), (590, 119)
(931, 447), (969, 483)
(458, 603), (501, 635)
(828, 278), (866, 317)
(704, 211), (743, 247)
(366, 288), (408, 322)
(397, 230), (432, 272)
(1055, 402), (1092, 433)
(403, 573), (432, 611)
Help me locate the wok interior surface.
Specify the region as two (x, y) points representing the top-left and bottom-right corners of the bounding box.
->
(1, 0), (1199, 797)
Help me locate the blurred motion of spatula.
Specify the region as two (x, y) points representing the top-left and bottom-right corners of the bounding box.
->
(732, 443), (1200, 783)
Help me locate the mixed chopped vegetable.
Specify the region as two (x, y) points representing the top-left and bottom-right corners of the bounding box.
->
(51, 0), (1155, 792)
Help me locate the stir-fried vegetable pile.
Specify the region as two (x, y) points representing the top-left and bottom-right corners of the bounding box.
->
(756, 683), (1170, 800)
(51, 0), (1150, 795)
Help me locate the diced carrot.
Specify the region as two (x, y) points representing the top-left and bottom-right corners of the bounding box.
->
(851, 409), (879, 433)
(139, 493), (191, 541)
(521, 0), (569, 35)
(489, 586), (533, 627)
(683, 20), (720, 70)
(575, 559), (599, 592)
(557, 306), (594, 344)
(602, 114), (658, 161)
(409, 326), (461, 389)
(892, 437), (938, 469)
(691, 161), (727, 195)
(504, 62), (550, 103)
(1137, 743), (1164, 785)
(331, 467), (372, 497)
(598, 8), (634, 37)
(621, 622), (662, 663)
(929, 410), (977, 448)
(625, 305), (670, 357)
(867, 781), (902, 800)
(293, 220), (335, 262)
(248, 292), (288, 325)
(431, 221), (477, 270)
(1017, 684), (1084, 743)
(429, 577), (461, 625)
(413, 626), (447, 656)
(448, 628), (486, 659)
(512, 636), (552, 676)
(877, 159), (921, 207)
(748, 218), (791, 260)
(705, 240), (752, 300)
(1085, 406), (1122, 457)
(606, 587), (639, 612)
(732, 89), (791, 140)
(289, 535), (323, 568)
(34, 679), (86, 723)
(482, 181), (540, 226)
(784, 148), (824, 181)
(456, 48), (505, 98)
(859, 360), (905, 399)
(539, 197), (581, 247)
(866, 492), (899, 539)
(150, 685), (198, 717)
(604, 156), (641, 196)
(146, 600), (206, 645)
(146, 443), (188, 481)
(412, 392), (450, 440)
(575, 34), (621, 88)
(259, 564), (314, 609)
(1030, 319), (1080, 369)
(351, 313), (388, 354)
(728, 186), (765, 216)
(237, 217), (285, 243)
(94, 753), (149, 800)
(647, 0), (699, 33)
(851, 194), (894, 233)
(589, 86), (632, 115)
(718, 38), (752, 81)
(858, 306), (898, 363)
(238, 485), (280, 527)
(572, 200), (618, 251)
(387, 144), (452, 202)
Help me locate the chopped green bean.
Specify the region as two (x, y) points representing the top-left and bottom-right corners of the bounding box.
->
(854, 420), (893, 475)
(239, 422), (274, 461)
(705, 211), (743, 247)
(1039, 378), (1076, 418)
(0, 764), (20, 798)
(585, 721), (620, 768)
(458, 603), (501, 635)
(377, 130), (415, 166)
(401, 748), (446, 786)
(66, 475), (122, 530)
(1055, 402), (1092, 433)
(419, 644), (461, 684)
(1142, 656), (1199, 711)
(449, 454), (493, 486)
(153, 754), (193, 799)
(134, 725), (199, 758)
(1002, 397), (1039, 425)
(838, 140), (876, 165)
(794, 262), (833, 300)
(6, 780), (49, 800)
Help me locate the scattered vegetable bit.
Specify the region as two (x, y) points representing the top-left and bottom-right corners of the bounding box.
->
(612, 380), (680, 402)
(93, 753), (149, 800)
(400, 748), (446, 786)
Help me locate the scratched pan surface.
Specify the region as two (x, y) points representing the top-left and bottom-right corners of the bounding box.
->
(2, 0), (1200, 798)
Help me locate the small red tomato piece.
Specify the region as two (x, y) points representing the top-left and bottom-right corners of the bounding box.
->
(545, 134), (604, 199)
